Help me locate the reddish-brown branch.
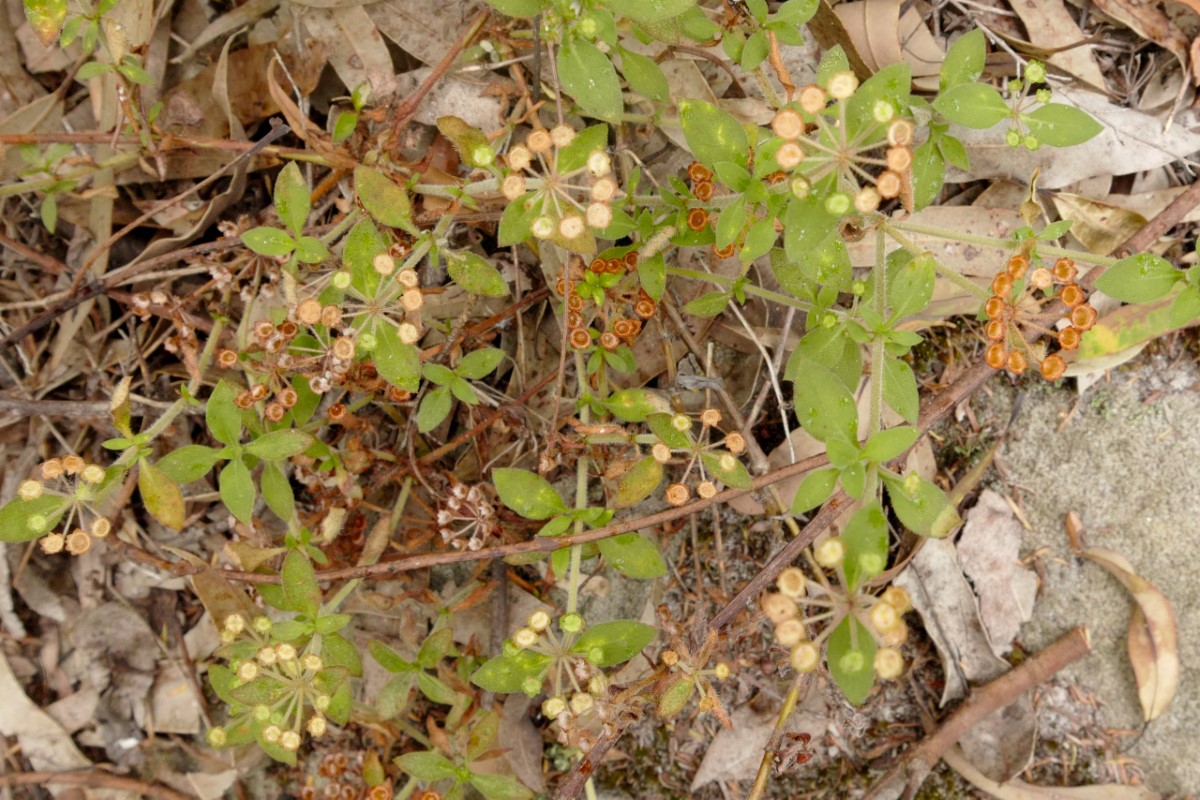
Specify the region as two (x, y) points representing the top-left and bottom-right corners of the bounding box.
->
(0, 770), (194, 800)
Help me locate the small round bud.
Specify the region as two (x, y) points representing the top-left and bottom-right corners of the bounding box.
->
(790, 176), (811, 199)
(560, 612), (584, 634)
(881, 586), (912, 614)
(985, 296), (1007, 319)
(772, 109), (805, 140)
(1053, 258), (1078, 283)
(660, 649), (679, 667)
(671, 414), (691, 432)
(507, 145), (532, 172)
(827, 71), (859, 100)
(471, 144), (495, 167)
(762, 592), (798, 624)
(1006, 129), (1022, 148)
(875, 647), (905, 679)
(395, 269), (420, 290)
(521, 676), (542, 696)
(569, 692), (595, 715)
(814, 537), (845, 568)
(1058, 326), (1081, 351)
(824, 192), (851, 215)
(869, 602), (900, 634)
(1007, 349), (1028, 375)
(513, 627), (539, 648)
(542, 696), (567, 718)
(332, 337), (356, 360)
(1029, 268), (1053, 290)
(790, 641), (821, 672)
(357, 332), (377, 352)
(502, 173), (527, 200)
(798, 84), (827, 114)
(854, 187), (881, 214)
(531, 216), (555, 239)
(224, 614), (246, 635)
(401, 288), (424, 311)
(307, 716), (328, 737)
(41, 459), (64, 480)
(886, 146), (912, 173)
(838, 650), (866, 673)
(91, 518), (111, 538)
(320, 305), (342, 328)
(852, 280), (867, 295)
(253, 704), (271, 722)
(665, 482), (690, 506)
(718, 453), (738, 473)
(40, 532), (65, 554)
(238, 661), (259, 681)
(262, 725), (282, 743)
(550, 124), (575, 147)
(873, 99), (895, 123)
(1059, 284), (1085, 308)
(314, 695), (331, 711)
(587, 150), (611, 176)
(62, 455), (84, 475)
(651, 443), (672, 463)
(776, 142), (805, 170)
(559, 215), (585, 239)
(527, 610), (551, 632)
(992, 273), (1013, 298)
(206, 727), (228, 747)
(1036, 88), (1052, 104)
(302, 653), (323, 671)
(1070, 304), (1097, 330)
(1041, 353), (1067, 381)
(332, 270), (352, 289)
(714, 662), (730, 680)
(276, 643), (297, 661)
(986, 320), (1007, 341)
(876, 171), (902, 199)
(696, 481), (717, 499)
(1026, 61), (1047, 84)
(1023, 135), (1039, 151)
(397, 323), (421, 345)
(724, 432), (746, 454)
(985, 342), (1008, 370)
(777, 567), (807, 598)
(280, 730), (301, 751)
(887, 119), (914, 147)
(526, 129), (552, 153)
(591, 176), (617, 202)
(66, 530), (91, 555)
(586, 203), (612, 229)
(18, 480), (43, 501)
(775, 618), (807, 647)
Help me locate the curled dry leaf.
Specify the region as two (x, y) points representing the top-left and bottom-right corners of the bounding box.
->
(1066, 513), (1179, 722)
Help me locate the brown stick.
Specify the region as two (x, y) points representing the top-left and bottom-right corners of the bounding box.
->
(864, 627), (1092, 800)
(0, 770), (195, 800)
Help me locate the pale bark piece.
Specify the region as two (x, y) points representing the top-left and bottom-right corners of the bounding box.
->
(834, 0), (944, 77)
(303, 5), (396, 98)
(957, 490), (1038, 657)
(499, 695), (547, 793)
(369, 0), (483, 66)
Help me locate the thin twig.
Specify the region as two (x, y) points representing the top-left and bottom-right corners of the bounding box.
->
(0, 770), (194, 800)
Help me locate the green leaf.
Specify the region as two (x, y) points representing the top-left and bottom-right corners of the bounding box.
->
(1022, 103), (1103, 147)
(0, 494), (68, 543)
(783, 194), (840, 265)
(394, 751), (459, 782)
(482, 0), (549, 16)
(939, 29), (985, 91)
(571, 620), (656, 666)
(417, 671), (458, 705)
(638, 252), (666, 300)
(457, 347), (506, 380)
(369, 639), (414, 673)
(492, 468), (567, 519)
(423, 363), (456, 385)
(939, 134), (969, 170)
(933, 83), (1009, 129)
(1171, 284), (1200, 327)
(315, 613), (351, 634)
(816, 46), (849, 87)
(790, 467), (839, 514)
(206, 381), (242, 445)
(377, 673), (416, 719)
(883, 473), (961, 538)
(598, 531), (667, 579)
(343, 219), (388, 297)
(828, 616), (876, 705)
(245, 429), (315, 461)
(800, 231), (852, 291)
(619, 48), (669, 101)
(260, 461), (295, 521)
(156, 445), (222, 483)
(354, 165), (416, 233)
(740, 29), (769, 70)
(683, 290), (730, 317)
(557, 37), (623, 123)
(889, 253), (936, 320)
(556, 125), (610, 174)
(647, 413), (692, 450)
(498, 192), (540, 246)
(218, 459), (256, 524)
(469, 773), (534, 800)
(1095, 253), (1181, 303)
(452, 374), (482, 403)
(602, 0), (693, 23)
(841, 501), (888, 591)
(271, 620), (311, 641)
(910, 140), (944, 210)
(741, 218), (777, 263)
(282, 549), (321, 617)
(40, 194), (58, 234)
(373, 322), (421, 392)
(332, 110), (358, 143)
(679, 98), (748, 169)
(882, 357), (919, 424)
(416, 385), (453, 433)
(614, 456), (663, 508)
(1038, 219), (1073, 241)
(24, 0), (67, 46)
(605, 388), (667, 421)
(294, 235), (330, 264)
(446, 250), (510, 297)
(700, 450), (752, 489)
(789, 358), (858, 443)
(139, 460), (185, 530)
(863, 427), (919, 463)
(417, 628), (456, 668)
(240, 227), (295, 257)
(470, 650), (552, 692)
(273, 162), (310, 235)
(230, 677), (287, 706)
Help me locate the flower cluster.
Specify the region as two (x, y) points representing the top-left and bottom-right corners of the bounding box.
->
(557, 251), (655, 354)
(18, 456), (112, 556)
(984, 255), (1096, 380)
(206, 613), (334, 754)
(762, 560), (912, 682)
(650, 409), (748, 507)
(435, 481), (498, 551)
(502, 124), (624, 248)
(768, 73), (916, 215)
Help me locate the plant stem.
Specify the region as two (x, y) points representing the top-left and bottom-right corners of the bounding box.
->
(865, 227), (886, 501)
(566, 349), (589, 615)
(888, 220), (1120, 268)
(666, 266), (815, 313)
(883, 224), (992, 301)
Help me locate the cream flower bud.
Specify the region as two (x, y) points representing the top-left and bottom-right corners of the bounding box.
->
(771, 109), (805, 140)
(652, 443), (672, 463)
(81, 465), (105, 485)
(542, 696), (567, 718)
(401, 289), (424, 311)
(508, 146), (532, 171)
(301, 653), (323, 671)
(875, 647), (905, 680)
(881, 586), (912, 614)
(526, 129), (552, 153)
(62, 455), (84, 474)
(275, 643), (296, 661)
(307, 716), (327, 737)
(262, 725), (282, 743)
(827, 71), (859, 100)
(762, 592), (798, 624)
(513, 627), (539, 648)
(397, 268), (420, 288)
(558, 215), (585, 239)
(569, 692), (595, 715)
(280, 730), (301, 751)
(790, 641), (820, 672)
(41, 459), (64, 480)
(531, 216), (555, 239)
(527, 610), (551, 632)
(256, 646), (277, 665)
(238, 661), (259, 681)
(397, 323), (420, 345)
(590, 177), (617, 202)
(40, 533), (65, 554)
(586, 203), (612, 229)
(502, 173), (527, 200)
(372, 253), (396, 275)
(814, 538), (845, 568)
(224, 614), (246, 635)
(776, 142), (804, 170)
(18, 480), (44, 501)
(91, 518), (112, 538)
(550, 124), (575, 147)
(587, 150), (611, 176)
(869, 602), (900, 634)
(777, 568), (807, 598)
(775, 618), (807, 647)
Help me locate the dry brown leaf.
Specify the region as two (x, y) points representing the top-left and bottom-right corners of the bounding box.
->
(1050, 193), (1148, 256)
(945, 745), (1161, 800)
(834, 0), (943, 77)
(303, 5), (395, 97)
(1075, 546), (1179, 721)
(190, 568), (260, 628)
(1090, 0), (1190, 70)
(367, 0), (468, 66)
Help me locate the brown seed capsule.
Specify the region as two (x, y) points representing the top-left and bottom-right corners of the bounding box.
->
(332, 337), (356, 360)
(567, 293), (585, 312)
(624, 251), (639, 269)
(762, 592), (798, 624)
(66, 530), (91, 555)
(567, 311), (584, 330)
(41, 459), (64, 480)
(1041, 353), (1067, 381)
(251, 384), (270, 401)
(569, 328), (591, 349)
(665, 482), (690, 506)
(526, 129), (552, 153)
(634, 299), (657, 319)
(1060, 284), (1086, 308)
(687, 162), (713, 183)
(327, 403), (347, 422)
(554, 276), (568, 295)
(686, 208), (709, 231)
(992, 273), (1014, 297)
(235, 391), (255, 409)
(713, 241), (736, 259)
(1070, 304), (1097, 330)
(985, 342), (1008, 369)
(589, 258), (606, 274)
(320, 305), (343, 327)
(254, 320), (275, 340)
(798, 84), (827, 114)
(771, 109), (805, 140)
(1007, 254), (1031, 279)
(885, 146), (913, 173)
(277, 321), (299, 339)
(1053, 258), (1077, 283)
(265, 402), (286, 422)
(876, 171), (902, 199)
(599, 332), (620, 351)
(613, 318), (640, 339)
(1058, 326), (1081, 350)
(724, 432), (746, 453)
(1007, 349), (1028, 375)
(278, 387), (298, 408)
(985, 296), (1007, 319)
(693, 181), (715, 201)
(985, 319), (1007, 341)
(218, 349), (239, 368)
(700, 408), (722, 427)
(606, 258), (624, 274)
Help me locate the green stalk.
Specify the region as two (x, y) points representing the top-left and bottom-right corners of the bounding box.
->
(888, 220), (1120, 268)
(865, 228), (886, 501)
(566, 349), (589, 615)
